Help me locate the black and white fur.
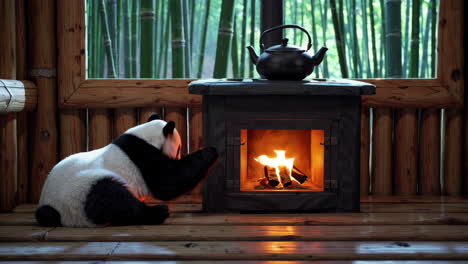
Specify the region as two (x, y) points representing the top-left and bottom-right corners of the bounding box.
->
(36, 113), (218, 227)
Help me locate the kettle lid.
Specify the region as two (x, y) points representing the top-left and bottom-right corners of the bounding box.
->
(264, 38), (305, 52)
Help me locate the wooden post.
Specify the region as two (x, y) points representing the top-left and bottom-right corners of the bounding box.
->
(394, 109), (418, 195)
(59, 110), (86, 159)
(419, 109), (441, 195)
(360, 107), (370, 196)
(189, 108), (203, 202)
(444, 109), (462, 196)
(15, 0), (29, 204)
(89, 109), (112, 150)
(113, 108), (137, 138)
(371, 108), (393, 195)
(165, 108), (188, 155)
(0, 0), (18, 212)
(139, 107), (163, 124)
(29, 0), (59, 202)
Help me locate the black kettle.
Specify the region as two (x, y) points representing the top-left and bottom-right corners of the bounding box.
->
(246, 24), (328, 80)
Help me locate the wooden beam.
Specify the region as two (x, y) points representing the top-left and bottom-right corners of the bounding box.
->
(0, 79), (37, 112)
(371, 108), (393, 195)
(89, 109), (112, 150)
(360, 107), (370, 196)
(394, 109), (417, 195)
(59, 109), (86, 159)
(444, 109), (462, 196)
(15, 0), (29, 204)
(419, 109), (441, 195)
(0, 0), (18, 213)
(29, 0), (59, 203)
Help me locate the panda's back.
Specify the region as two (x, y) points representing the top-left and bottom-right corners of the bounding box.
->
(38, 144), (149, 227)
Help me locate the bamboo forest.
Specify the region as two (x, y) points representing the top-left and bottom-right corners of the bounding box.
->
(85, 0), (439, 79)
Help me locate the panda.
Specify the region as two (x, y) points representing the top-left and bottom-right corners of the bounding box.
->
(36, 113), (218, 227)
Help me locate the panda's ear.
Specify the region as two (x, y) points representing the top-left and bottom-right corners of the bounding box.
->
(147, 113), (160, 122)
(163, 121), (176, 137)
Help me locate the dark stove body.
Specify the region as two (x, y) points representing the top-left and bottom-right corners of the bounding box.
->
(189, 79), (375, 213)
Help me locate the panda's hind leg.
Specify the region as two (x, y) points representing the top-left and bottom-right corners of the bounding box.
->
(84, 177), (169, 225)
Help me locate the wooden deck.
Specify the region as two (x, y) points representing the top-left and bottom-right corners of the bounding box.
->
(0, 197), (468, 263)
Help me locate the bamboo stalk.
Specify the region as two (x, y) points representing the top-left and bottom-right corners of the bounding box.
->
(371, 108), (393, 195)
(394, 109), (418, 195)
(162, 5), (170, 78)
(240, 0), (247, 77)
(123, 0), (132, 77)
(444, 109), (462, 196)
(361, 0), (371, 77)
(106, 0), (118, 76)
(30, 0), (58, 203)
(231, 14), (239, 78)
(420, 4), (432, 77)
(182, 0), (191, 77)
(369, 0), (378, 76)
(403, 0), (411, 77)
(140, 0), (155, 78)
(310, 0), (320, 78)
(350, 0), (361, 77)
(360, 107), (370, 196)
(98, 0), (117, 78)
(131, 0), (141, 78)
(408, 0), (420, 78)
(419, 109), (441, 195)
(170, 0), (186, 78)
(330, 0), (348, 77)
(249, 0), (256, 78)
(197, 0), (211, 78)
(89, 109), (112, 150)
(430, 0), (437, 77)
(318, 0), (329, 77)
(213, 0), (235, 78)
(155, 0), (166, 78)
(385, 0), (402, 78)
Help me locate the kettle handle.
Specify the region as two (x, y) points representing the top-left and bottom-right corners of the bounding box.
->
(260, 24), (312, 52)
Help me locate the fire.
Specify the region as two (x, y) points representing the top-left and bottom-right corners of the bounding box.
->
(254, 150), (296, 186)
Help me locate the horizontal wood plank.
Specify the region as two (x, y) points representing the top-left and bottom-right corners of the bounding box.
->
(3, 212), (468, 227)
(361, 203), (468, 213)
(0, 262), (462, 264)
(2, 225), (462, 242)
(1, 241), (467, 260)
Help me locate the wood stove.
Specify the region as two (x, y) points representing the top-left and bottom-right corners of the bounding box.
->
(189, 79), (375, 212)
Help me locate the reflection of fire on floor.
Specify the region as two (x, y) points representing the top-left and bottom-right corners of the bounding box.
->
(254, 150), (309, 190)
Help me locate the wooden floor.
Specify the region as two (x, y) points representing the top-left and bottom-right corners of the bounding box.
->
(0, 196), (468, 263)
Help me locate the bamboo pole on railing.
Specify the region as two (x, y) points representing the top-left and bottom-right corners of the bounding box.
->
(444, 109), (462, 196)
(29, 0), (59, 202)
(419, 109), (441, 195)
(360, 107), (370, 196)
(89, 109), (112, 150)
(113, 108), (137, 138)
(59, 110), (86, 159)
(0, 0), (18, 212)
(15, 0), (29, 204)
(394, 109), (418, 195)
(165, 108), (188, 155)
(371, 108), (393, 195)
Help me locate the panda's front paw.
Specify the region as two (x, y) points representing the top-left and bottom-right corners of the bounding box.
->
(144, 204), (169, 225)
(200, 147), (219, 165)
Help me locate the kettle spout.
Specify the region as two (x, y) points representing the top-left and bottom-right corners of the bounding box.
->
(311, 47), (328, 66)
(246, 46), (258, 65)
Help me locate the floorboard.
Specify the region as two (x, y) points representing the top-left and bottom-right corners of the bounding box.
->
(1, 198), (468, 261)
(1, 241), (467, 261)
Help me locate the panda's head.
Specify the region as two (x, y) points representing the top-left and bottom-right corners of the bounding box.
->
(125, 113), (182, 160)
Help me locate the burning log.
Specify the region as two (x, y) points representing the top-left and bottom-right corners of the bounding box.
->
(291, 165), (308, 184)
(263, 165), (280, 187)
(278, 165), (292, 187)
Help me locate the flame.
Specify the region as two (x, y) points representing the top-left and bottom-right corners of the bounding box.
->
(254, 150), (295, 186)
